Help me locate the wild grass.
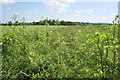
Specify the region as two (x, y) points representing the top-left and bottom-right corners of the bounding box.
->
(1, 25), (119, 78)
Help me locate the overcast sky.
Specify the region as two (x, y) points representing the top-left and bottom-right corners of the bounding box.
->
(1, 0), (119, 23)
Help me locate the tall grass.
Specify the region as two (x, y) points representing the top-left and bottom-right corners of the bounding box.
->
(1, 16), (119, 79)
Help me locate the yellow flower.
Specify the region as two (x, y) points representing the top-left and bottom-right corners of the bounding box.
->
(63, 41), (66, 44)
(29, 51), (35, 57)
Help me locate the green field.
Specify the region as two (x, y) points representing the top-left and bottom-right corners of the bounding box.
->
(1, 25), (119, 78)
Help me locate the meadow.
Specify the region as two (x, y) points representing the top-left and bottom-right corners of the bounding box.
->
(1, 24), (120, 79)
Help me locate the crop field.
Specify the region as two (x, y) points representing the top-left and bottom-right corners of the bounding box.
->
(1, 24), (119, 79)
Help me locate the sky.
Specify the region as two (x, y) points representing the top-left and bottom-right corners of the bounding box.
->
(1, 0), (119, 23)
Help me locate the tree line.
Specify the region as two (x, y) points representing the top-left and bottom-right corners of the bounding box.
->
(0, 14), (112, 26)
(1, 19), (77, 26)
(76, 22), (112, 26)
(1, 19), (112, 26)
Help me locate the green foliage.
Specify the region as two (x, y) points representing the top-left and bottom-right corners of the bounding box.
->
(12, 14), (17, 22)
(12, 14), (19, 26)
(1, 16), (119, 79)
(8, 21), (12, 26)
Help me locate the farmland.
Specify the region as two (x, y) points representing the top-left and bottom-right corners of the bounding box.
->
(1, 24), (119, 79)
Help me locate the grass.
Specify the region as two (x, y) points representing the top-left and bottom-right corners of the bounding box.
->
(1, 25), (119, 78)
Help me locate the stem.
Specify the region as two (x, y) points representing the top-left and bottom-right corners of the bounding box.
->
(113, 51), (116, 76)
(106, 38), (109, 59)
(118, 24), (120, 77)
(46, 25), (49, 46)
(113, 26), (115, 42)
(112, 26), (116, 77)
(97, 37), (104, 77)
(105, 37), (109, 77)
(20, 71), (32, 79)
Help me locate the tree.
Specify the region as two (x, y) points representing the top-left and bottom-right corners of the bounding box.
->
(12, 14), (19, 26)
(33, 21), (36, 25)
(47, 19), (52, 25)
(15, 21), (19, 26)
(60, 20), (65, 25)
(8, 21), (12, 26)
(52, 19), (56, 25)
(56, 19), (60, 25)
(12, 14), (17, 22)
(22, 17), (26, 25)
(36, 22), (39, 25)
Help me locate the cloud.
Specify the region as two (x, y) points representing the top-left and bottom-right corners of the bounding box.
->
(0, 0), (16, 4)
(75, 10), (81, 14)
(0, 0), (118, 3)
(73, 0), (118, 2)
(100, 17), (113, 23)
(63, 0), (76, 3)
(45, 0), (76, 13)
(86, 9), (93, 13)
(61, 16), (114, 23)
(73, 14), (80, 17)
(62, 14), (81, 21)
